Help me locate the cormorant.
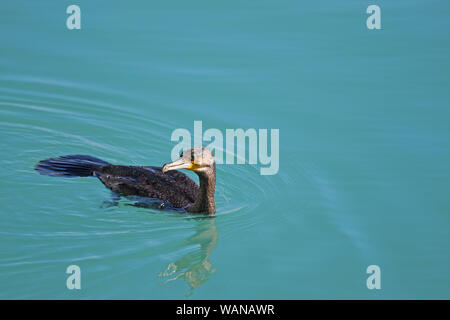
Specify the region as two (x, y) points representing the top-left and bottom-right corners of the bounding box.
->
(35, 146), (216, 214)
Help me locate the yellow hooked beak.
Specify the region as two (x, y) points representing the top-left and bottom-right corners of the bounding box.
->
(162, 158), (200, 173)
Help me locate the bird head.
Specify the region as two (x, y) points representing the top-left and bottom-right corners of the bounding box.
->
(162, 146), (215, 175)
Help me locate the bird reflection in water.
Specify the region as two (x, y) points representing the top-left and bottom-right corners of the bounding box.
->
(158, 217), (218, 295)
(101, 196), (219, 294)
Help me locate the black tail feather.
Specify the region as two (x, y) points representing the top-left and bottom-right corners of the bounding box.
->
(35, 155), (109, 177)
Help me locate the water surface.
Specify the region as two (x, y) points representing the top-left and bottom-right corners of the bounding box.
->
(0, 0), (449, 299)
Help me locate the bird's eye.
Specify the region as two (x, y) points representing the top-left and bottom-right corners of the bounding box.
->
(179, 151), (183, 158)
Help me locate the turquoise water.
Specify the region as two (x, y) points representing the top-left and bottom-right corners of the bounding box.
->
(1, 0), (449, 299)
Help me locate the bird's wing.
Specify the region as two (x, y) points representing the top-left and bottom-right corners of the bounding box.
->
(95, 165), (199, 208)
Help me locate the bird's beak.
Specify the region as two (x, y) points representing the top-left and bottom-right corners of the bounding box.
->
(162, 158), (192, 173)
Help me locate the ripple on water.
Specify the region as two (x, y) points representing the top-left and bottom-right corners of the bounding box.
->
(0, 72), (317, 298)
(0, 74), (281, 296)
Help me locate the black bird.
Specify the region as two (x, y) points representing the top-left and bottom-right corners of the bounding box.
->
(35, 146), (216, 214)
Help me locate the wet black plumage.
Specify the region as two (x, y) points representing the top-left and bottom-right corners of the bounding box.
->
(35, 155), (199, 209)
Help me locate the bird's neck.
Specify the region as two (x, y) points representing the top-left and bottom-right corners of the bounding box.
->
(188, 165), (216, 215)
